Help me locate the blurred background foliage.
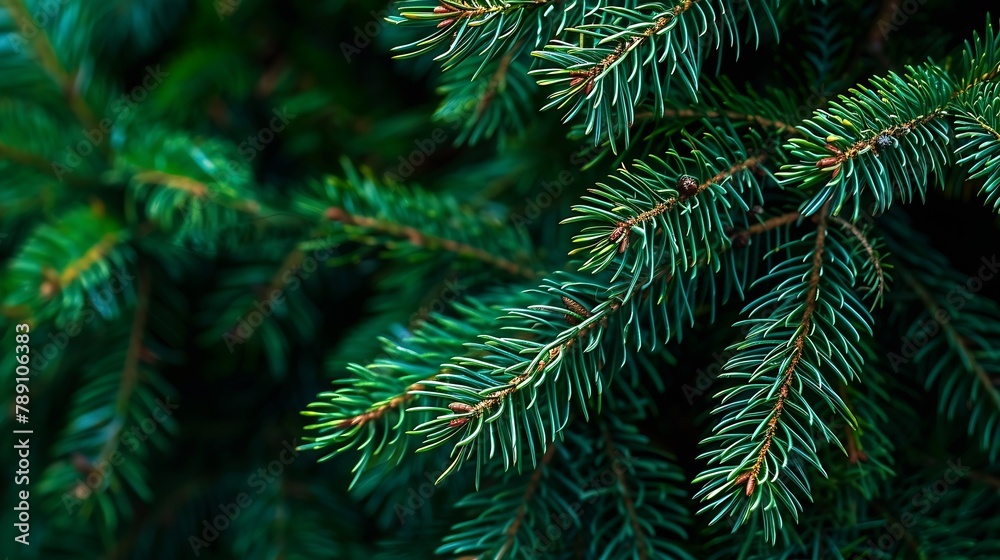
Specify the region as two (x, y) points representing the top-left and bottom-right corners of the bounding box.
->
(0, 0), (998, 558)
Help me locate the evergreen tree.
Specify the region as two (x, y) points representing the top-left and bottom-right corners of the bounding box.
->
(1, 0), (999, 558)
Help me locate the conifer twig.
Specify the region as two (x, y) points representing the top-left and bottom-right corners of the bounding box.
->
(600, 423), (648, 560)
(904, 271), (1000, 413)
(738, 201), (830, 496)
(336, 383), (426, 430)
(608, 154), (767, 248)
(323, 206), (539, 278)
(477, 41), (522, 117)
(744, 210), (801, 235)
(831, 216), (885, 301)
(566, 0), (701, 95)
(635, 108), (802, 136)
(74, 266), (151, 499)
(2, 0), (105, 150)
(496, 444), (557, 559)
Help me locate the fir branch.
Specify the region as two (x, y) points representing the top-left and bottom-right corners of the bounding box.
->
(576, 410), (693, 559)
(904, 272), (1000, 415)
(323, 206), (538, 278)
(955, 81), (1000, 211)
(90, 266), (151, 484)
(561, 0), (700, 94)
(784, 22), (1000, 219)
(743, 210), (801, 236)
(954, 20), (1000, 98)
(2, 205), (134, 325)
(567, 125), (772, 281)
(636, 107), (802, 136)
(0, 140), (61, 176)
(132, 170), (208, 199)
(477, 41), (522, 117)
(609, 154), (766, 239)
(497, 444), (557, 559)
(55, 232), (123, 292)
(433, 51), (537, 146)
(1, 0), (104, 143)
(295, 162), (541, 278)
(694, 201), (877, 543)
(437, 432), (576, 558)
(831, 216), (886, 304)
(336, 382), (425, 430)
(812, 110), (944, 170)
(880, 213), (1000, 462)
(390, 0), (562, 72)
(532, 0), (780, 149)
(600, 422), (648, 559)
(412, 203), (789, 483)
(302, 291), (537, 487)
(739, 201), (831, 498)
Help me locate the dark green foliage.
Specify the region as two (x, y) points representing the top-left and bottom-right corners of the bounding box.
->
(3, 0), (1000, 558)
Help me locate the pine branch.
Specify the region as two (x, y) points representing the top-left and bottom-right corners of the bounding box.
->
(577, 410), (693, 559)
(1, 0), (105, 147)
(294, 161), (541, 278)
(389, 0), (566, 73)
(636, 107), (801, 136)
(302, 290), (536, 487)
(599, 422), (649, 559)
(694, 202), (879, 543)
(955, 81), (1000, 212)
(740, 203), (831, 497)
(1, 204), (133, 326)
(831, 216), (889, 307)
(782, 21), (1000, 219)
(409, 199), (792, 484)
(531, 0), (779, 149)
(437, 439), (570, 558)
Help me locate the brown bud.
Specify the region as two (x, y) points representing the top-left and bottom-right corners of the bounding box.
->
(816, 156), (840, 169)
(448, 402), (474, 413)
(676, 175), (699, 198)
(561, 296), (590, 320)
(745, 476), (757, 496)
(39, 279), (57, 299)
(449, 417), (471, 427)
(72, 453), (93, 475)
(437, 18), (455, 28)
(609, 222), (629, 242)
(324, 206), (348, 221)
